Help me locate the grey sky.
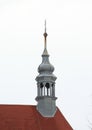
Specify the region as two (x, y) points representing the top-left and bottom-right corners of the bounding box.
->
(0, 0), (92, 130)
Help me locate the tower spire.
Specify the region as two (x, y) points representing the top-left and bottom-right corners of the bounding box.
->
(42, 20), (48, 56)
(44, 20), (48, 50)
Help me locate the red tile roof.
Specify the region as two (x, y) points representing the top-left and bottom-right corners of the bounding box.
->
(0, 105), (73, 130)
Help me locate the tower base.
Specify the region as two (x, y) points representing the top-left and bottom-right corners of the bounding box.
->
(36, 96), (57, 117)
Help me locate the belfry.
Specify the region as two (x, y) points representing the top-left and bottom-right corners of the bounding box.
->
(36, 21), (57, 117)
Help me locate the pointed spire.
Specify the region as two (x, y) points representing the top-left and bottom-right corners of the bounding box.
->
(44, 20), (48, 49)
(43, 20), (48, 56)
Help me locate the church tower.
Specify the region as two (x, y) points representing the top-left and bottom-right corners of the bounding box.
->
(35, 21), (57, 117)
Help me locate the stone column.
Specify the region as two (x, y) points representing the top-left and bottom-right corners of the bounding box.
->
(52, 84), (55, 97)
(38, 83), (40, 96)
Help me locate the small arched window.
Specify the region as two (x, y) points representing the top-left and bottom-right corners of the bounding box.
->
(45, 83), (50, 96)
(45, 83), (50, 89)
(40, 83), (43, 88)
(52, 83), (54, 87)
(40, 83), (43, 96)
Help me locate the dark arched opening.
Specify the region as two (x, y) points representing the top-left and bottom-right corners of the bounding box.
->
(40, 83), (43, 96)
(45, 83), (50, 96)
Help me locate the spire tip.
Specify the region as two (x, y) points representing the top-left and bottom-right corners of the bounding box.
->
(45, 20), (46, 33)
(43, 20), (48, 50)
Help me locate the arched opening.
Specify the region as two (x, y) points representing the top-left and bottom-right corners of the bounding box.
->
(52, 83), (54, 87)
(45, 83), (50, 96)
(40, 83), (43, 96)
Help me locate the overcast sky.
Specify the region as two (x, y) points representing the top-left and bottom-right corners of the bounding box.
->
(0, 0), (92, 130)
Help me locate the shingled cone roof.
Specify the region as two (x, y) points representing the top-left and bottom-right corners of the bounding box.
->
(0, 105), (73, 130)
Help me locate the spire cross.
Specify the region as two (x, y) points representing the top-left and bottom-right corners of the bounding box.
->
(44, 20), (48, 49)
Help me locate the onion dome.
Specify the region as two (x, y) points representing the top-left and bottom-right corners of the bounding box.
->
(38, 21), (55, 74)
(38, 48), (54, 74)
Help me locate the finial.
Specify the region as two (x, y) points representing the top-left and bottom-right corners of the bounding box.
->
(43, 20), (48, 49)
